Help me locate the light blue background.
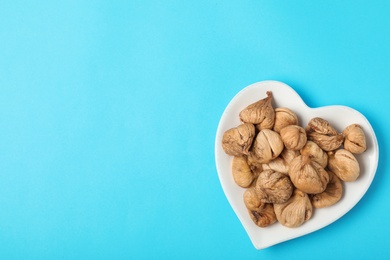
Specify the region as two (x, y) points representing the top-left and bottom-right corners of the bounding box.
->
(0, 0), (388, 259)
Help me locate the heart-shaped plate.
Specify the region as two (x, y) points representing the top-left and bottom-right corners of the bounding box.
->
(215, 80), (379, 249)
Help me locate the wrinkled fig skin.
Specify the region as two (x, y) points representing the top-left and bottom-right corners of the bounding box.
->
(343, 124), (367, 154)
(280, 148), (300, 165)
(246, 154), (263, 176)
(273, 107), (299, 133)
(255, 170), (293, 204)
(280, 125), (307, 150)
(308, 117), (338, 135)
(248, 203), (277, 228)
(251, 129), (284, 164)
(262, 157), (289, 175)
(239, 91), (275, 130)
(232, 156), (254, 188)
(274, 189), (313, 228)
(306, 117), (344, 151)
(289, 155), (329, 194)
(311, 171), (343, 208)
(306, 132), (344, 151)
(243, 187), (264, 211)
(222, 123), (255, 156)
(328, 149), (360, 182)
(300, 141), (328, 168)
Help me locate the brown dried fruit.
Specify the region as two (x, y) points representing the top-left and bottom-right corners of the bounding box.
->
(247, 152), (263, 171)
(243, 187), (264, 211)
(239, 91), (275, 130)
(262, 148), (299, 175)
(306, 117), (344, 151)
(306, 132), (344, 151)
(255, 169), (293, 204)
(251, 129), (284, 164)
(247, 203), (277, 228)
(262, 157), (289, 175)
(222, 123), (255, 156)
(274, 189), (313, 228)
(343, 124), (367, 154)
(280, 148), (300, 165)
(311, 170), (343, 208)
(307, 117), (338, 135)
(280, 125), (307, 150)
(232, 156), (255, 188)
(273, 107), (299, 133)
(289, 155), (329, 194)
(300, 140), (328, 168)
(328, 149), (360, 182)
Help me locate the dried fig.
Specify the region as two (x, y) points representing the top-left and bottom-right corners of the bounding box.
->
(280, 125), (307, 150)
(232, 156), (255, 188)
(274, 189), (312, 228)
(239, 91), (275, 130)
(307, 117), (338, 135)
(262, 157), (289, 175)
(222, 123), (255, 156)
(273, 107), (298, 133)
(306, 117), (344, 151)
(251, 129), (284, 164)
(247, 152), (263, 171)
(307, 131), (344, 151)
(328, 149), (360, 182)
(311, 170), (343, 208)
(343, 124), (367, 154)
(247, 203), (277, 228)
(289, 155), (329, 194)
(280, 148), (300, 165)
(255, 169), (293, 204)
(243, 186), (264, 211)
(300, 140), (328, 168)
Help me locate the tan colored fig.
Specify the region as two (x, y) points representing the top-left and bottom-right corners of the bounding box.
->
(280, 148), (300, 165)
(280, 125), (307, 150)
(273, 107), (299, 133)
(251, 129), (284, 164)
(300, 141), (328, 168)
(243, 187), (264, 211)
(289, 155), (329, 194)
(255, 170), (293, 204)
(232, 156), (255, 188)
(328, 149), (360, 182)
(343, 124), (367, 154)
(246, 154), (263, 175)
(274, 189), (312, 228)
(307, 117), (338, 135)
(262, 157), (289, 175)
(306, 117), (344, 151)
(311, 170), (343, 208)
(222, 123), (255, 156)
(239, 91), (275, 130)
(307, 132), (344, 151)
(247, 203), (277, 228)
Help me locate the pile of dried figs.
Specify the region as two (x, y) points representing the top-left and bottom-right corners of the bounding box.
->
(221, 91), (367, 228)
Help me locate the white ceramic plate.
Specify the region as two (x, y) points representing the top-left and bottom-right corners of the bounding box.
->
(215, 80), (379, 249)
